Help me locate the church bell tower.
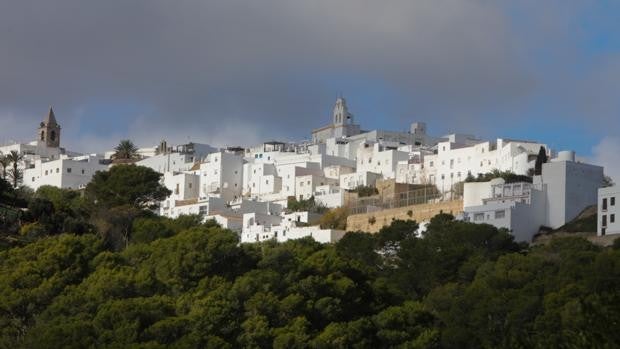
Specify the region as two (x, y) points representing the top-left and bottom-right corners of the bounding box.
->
(332, 97), (353, 126)
(38, 107), (61, 148)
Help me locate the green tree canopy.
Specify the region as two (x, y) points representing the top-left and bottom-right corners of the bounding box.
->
(85, 165), (171, 209)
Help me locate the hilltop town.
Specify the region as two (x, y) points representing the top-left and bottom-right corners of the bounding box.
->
(1, 97), (617, 243)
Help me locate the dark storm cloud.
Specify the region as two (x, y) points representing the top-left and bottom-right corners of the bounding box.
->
(0, 0), (618, 157)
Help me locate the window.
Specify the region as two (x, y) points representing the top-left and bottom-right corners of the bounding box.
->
(430, 161), (434, 167)
(612, 197), (616, 206)
(266, 180), (269, 185)
(603, 198), (608, 210)
(67, 168), (72, 173)
(602, 215), (607, 227)
(40, 131), (45, 141)
(495, 210), (505, 219)
(32, 177), (35, 182)
(81, 169), (85, 174)
(611, 214), (616, 223)
(189, 183), (192, 189)
(474, 213), (484, 222)
(56, 168), (59, 173)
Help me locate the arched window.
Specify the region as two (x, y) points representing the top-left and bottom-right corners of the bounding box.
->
(40, 131), (45, 141)
(50, 130), (56, 141)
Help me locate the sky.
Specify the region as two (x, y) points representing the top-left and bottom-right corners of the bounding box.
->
(0, 0), (619, 180)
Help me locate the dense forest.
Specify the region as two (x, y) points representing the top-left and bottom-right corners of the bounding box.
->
(1, 165), (619, 348)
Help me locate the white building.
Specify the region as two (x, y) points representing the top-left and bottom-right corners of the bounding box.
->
(356, 141), (410, 179)
(463, 153), (604, 242)
(23, 154), (108, 191)
(160, 196), (228, 219)
(414, 138), (549, 192)
(463, 179), (547, 242)
(340, 171), (382, 190)
(295, 174), (338, 201)
(206, 212), (244, 233)
(0, 108), (114, 191)
(162, 172), (200, 203)
(597, 186), (619, 236)
(192, 150), (244, 202)
(536, 152), (603, 228)
(314, 184), (345, 208)
(241, 209), (344, 244)
(241, 150), (354, 201)
(136, 142), (217, 173)
(0, 108), (66, 164)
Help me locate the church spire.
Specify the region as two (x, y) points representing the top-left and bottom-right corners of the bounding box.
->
(44, 106), (58, 126)
(38, 107), (61, 148)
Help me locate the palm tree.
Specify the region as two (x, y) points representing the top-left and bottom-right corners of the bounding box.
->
(0, 152), (8, 180)
(6, 150), (23, 188)
(112, 140), (139, 162)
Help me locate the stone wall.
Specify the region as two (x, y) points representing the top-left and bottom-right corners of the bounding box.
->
(346, 200), (463, 233)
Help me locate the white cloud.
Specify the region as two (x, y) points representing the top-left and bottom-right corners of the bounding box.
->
(592, 137), (620, 184)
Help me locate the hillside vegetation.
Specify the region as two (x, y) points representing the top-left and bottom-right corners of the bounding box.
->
(1, 168), (620, 348)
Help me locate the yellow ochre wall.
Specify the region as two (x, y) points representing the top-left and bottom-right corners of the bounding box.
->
(346, 200), (463, 233)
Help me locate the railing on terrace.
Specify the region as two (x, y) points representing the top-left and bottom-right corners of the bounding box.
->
(349, 186), (463, 215)
(314, 189), (342, 196)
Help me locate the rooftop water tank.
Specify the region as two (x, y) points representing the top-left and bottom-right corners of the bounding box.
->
(557, 150), (575, 162)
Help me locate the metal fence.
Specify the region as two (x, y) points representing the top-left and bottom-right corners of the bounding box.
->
(349, 186), (463, 215)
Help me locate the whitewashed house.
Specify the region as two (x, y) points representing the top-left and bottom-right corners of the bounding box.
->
(463, 152), (603, 242)
(415, 138), (549, 192)
(356, 141), (410, 179)
(24, 154), (108, 191)
(340, 171), (382, 190)
(241, 209), (344, 244)
(598, 186), (619, 236)
(136, 142), (217, 173)
(192, 150), (244, 202)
